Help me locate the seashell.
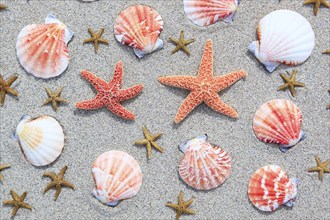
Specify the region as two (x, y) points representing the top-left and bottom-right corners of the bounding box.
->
(16, 14), (74, 78)
(248, 165), (298, 212)
(248, 10), (315, 72)
(92, 150), (142, 206)
(114, 5), (164, 59)
(14, 115), (64, 166)
(183, 0), (240, 27)
(253, 99), (305, 152)
(178, 134), (231, 190)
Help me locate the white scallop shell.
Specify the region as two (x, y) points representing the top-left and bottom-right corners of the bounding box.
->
(248, 10), (315, 72)
(14, 115), (64, 166)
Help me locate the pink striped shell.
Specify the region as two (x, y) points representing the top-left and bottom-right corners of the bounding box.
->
(183, 0), (240, 27)
(114, 5), (164, 58)
(179, 134), (231, 190)
(253, 99), (305, 152)
(248, 165), (298, 212)
(92, 150), (142, 206)
(16, 14), (73, 79)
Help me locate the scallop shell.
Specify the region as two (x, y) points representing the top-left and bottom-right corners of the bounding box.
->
(248, 165), (298, 212)
(248, 10), (315, 72)
(183, 0), (240, 27)
(16, 14), (74, 78)
(178, 134), (231, 190)
(14, 115), (64, 166)
(253, 99), (305, 152)
(92, 150), (142, 206)
(114, 5), (164, 59)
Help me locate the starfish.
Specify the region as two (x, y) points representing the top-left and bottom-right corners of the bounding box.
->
(134, 125), (164, 159)
(303, 0), (330, 15)
(278, 69), (305, 97)
(0, 74), (18, 107)
(43, 166), (76, 201)
(169, 30), (195, 55)
(165, 191), (196, 220)
(76, 61), (144, 120)
(42, 86), (69, 112)
(83, 28), (109, 53)
(0, 163), (11, 182)
(307, 156), (330, 181)
(2, 190), (32, 217)
(158, 39), (247, 124)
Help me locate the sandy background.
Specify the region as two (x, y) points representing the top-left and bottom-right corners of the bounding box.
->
(0, 0), (329, 219)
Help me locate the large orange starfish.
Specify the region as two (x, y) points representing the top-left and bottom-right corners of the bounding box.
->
(158, 39), (247, 124)
(76, 61), (143, 120)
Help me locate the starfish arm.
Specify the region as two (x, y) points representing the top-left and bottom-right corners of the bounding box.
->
(142, 125), (152, 140)
(169, 38), (179, 44)
(293, 81), (305, 87)
(146, 142), (152, 159)
(43, 172), (57, 180)
(52, 100), (58, 111)
(19, 192), (27, 201)
(184, 208), (196, 215)
(93, 41), (99, 53)
(0, 90), (6, 106)
(278, 84), (290, 91)
(323, 160), (330, 167)
(183, 198), (194, 207)
(175, 212), (182, 220)
(54, 184), (62, 201)
(289, 85), (296, 97)
(204, 92), (239, 118)
(315, 156), (322, 166)
(323, 0), (330, 8)
(2, 200), (16, 205)
(307, 167), (321, 172)
(96, 28), (104, 37)
(81, 70), (107, 90)
(318, 170), (324, 181)
(59, 166), (68, 178)
(134, 139), (149, 145)
(197, 39), (213, 78)
(76, 94), (104, 110)
(21, 202), (32, 210)
(174, 90), (204, 123)
(0, 74), (4, 83)
(7, 75), (18, 85)
(211, 70), (247, 92)
(55, 97), (69, 103)
(0, 174), (3, 181)
(42, 98), (52, 105)
(98, 38), (109, 44)
(181, 46), (191, 55)
(44, 182), (56, 193)
(165, 203), (179, 210)
(112, 61), (123, 85)
(83, 38), (95, 43)
(116, 84), (144, 102)
(10, 190), (19, 200)
(6, 88), (18, 96)
(61, 180), (76, 189)
(55, 86), (64, 96)
(107, 101), (135, 120)
(158, 76), (196, 90)
(0, 163), (11, 170)
(151, 133), (162, 140)
(11, 206), (19, 217)
(178, 191), (183, 204)
(303, 0), (315, 4)
(151, 141), (164, 153)
(280, 73), (290, 82)
(314, 1), (321, 15)
(184, 39), (195, 45)
(171, 45), (182, 54)
(324, 167), (330, 173)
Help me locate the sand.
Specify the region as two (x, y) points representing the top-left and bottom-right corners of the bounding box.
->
(0, 0), (329, 219)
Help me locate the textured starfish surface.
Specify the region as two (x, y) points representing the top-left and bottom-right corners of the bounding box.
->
(158, 39), (247, 123)
(303, 0), (330, 15)
(166, 191), (196, 220)
(0, 74), (18, 107)
(169, 30), (195, 55)
(278, 69), (305, 97)
(43, 166), (76, 201)
(0, 163), (11, 182)
(323, 50), (330, 54)
(76, 61), (144, 120)
(308, 156), (330, 181)
(42, 87), (69, 112)
(83, 28), (109, 53)
(2, 190), (32, 217)
(134, 125), (164, 159)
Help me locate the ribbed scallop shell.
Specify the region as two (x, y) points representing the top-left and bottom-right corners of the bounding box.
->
(92, 150), (142, 206)
(248, 10), (315, 72)
(14, 115), (64, 166)
(114, 5), (164, 59)
(183, 0), (240, 27)
(248, 165), (298, 212)
(16, 14), (74, 78)
(178, 135), (231, 190)
(253, 99), (304, 152)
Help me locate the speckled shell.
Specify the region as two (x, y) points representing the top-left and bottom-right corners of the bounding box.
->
(248, 10), (315, 72)
(253, 99), (304, 152)
(178, 135), (231, 190)
(183, 0), (240, 27)
(92, 150), (142, 206)
(14, 115), (64, 166)
(114, 5), (164, 58)
(16, 14), (73, 78)
(248, 165), (298, 212)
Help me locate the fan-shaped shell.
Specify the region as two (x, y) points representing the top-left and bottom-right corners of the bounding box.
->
(248, 10), (315, 72)
(16, 14), (74, 78)
(114, 5), (164, 59)
(248, 165), (298, 212)
(178, 135), (231, 190)
(14, 115), (64, 166)
(92, 150), (142, 206)
(183, 0), (240, 27)
(253, 99), (305, 152)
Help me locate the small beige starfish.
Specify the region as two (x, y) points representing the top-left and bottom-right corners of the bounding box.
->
(2, 190), (32, 217)
(83, 28), (109, 53)
(278, 69), (305, 97)
(303, 0), (330, 15)
(43, 166), (76, 201)
(42, 87), (69, 112)
(0, 163), (11, 182)
(0, 74), (18, 107)
(166, 191), (196, 220)
(169, 30), (195, 55)
(134, 125), (164, 159)
(307, 156), (330, 181)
